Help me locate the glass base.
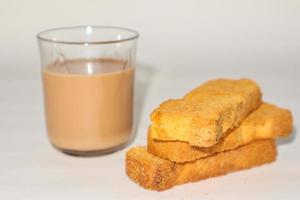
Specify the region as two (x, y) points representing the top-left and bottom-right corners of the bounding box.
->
(52, 142), (129, 157)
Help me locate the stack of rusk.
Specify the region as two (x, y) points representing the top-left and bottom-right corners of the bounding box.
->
(126, 79), (293, 191)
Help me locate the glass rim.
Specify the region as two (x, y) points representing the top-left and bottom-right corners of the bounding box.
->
(36, 25), (139, 45)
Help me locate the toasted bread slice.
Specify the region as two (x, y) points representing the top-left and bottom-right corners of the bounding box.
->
(150, 79), (262, 147)
(126, 139), (276, 191)
(184, 78), (262, 112)
(148, 103), (292, 162)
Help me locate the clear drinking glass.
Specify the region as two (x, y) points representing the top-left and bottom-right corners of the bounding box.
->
(37, 26), (139, 156)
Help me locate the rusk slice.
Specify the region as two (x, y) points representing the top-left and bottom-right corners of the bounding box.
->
(148, 103), (292, 163)
(126, 139), (276, 191)
(151, 79), (262, 147)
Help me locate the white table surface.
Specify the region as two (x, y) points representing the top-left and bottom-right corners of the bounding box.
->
(0, 65), (299, 199)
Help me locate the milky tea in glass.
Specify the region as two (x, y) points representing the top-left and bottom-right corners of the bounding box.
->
(37, 26), (138, 156)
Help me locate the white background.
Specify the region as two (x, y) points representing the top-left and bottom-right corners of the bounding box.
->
(0, 0), (299, 199)
(1, 0), (300, 73)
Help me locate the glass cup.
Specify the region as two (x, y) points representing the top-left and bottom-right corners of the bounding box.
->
(37, 26), (139, 156)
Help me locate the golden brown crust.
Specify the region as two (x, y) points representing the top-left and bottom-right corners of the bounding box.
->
(126, 140), (276, 191)
(150, 78), (262, 147)
(148, 103), (293, 163)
